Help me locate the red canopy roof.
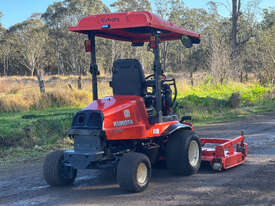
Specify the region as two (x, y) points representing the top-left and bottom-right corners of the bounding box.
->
(68, 11), (201, 43)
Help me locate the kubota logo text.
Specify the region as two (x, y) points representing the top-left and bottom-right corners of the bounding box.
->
(113, 120), (133, 127)
(101, 17), (120, 23)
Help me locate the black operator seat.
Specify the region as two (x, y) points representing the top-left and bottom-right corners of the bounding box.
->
(110, 59), (146, 97)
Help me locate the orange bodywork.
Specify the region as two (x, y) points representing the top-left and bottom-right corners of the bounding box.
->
(83, 95), (179, 140)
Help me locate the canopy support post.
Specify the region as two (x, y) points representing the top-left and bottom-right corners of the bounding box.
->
(89, 32), (98, 101)
(153, 30), (163, 123)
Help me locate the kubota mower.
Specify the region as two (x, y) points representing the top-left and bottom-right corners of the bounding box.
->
(43, 11), (247, 192)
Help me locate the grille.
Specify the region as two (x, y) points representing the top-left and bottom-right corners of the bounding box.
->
(71, 110), (103, 129)
(72, 113), (86, 127)
(88, 113), (102, 128)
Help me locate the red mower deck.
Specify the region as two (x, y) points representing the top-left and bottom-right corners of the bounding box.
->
(201, 134), (248, 171)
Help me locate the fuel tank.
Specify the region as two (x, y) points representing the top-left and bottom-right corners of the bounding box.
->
(83, 95), (151, 140)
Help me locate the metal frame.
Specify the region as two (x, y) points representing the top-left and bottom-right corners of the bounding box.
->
(88, 29), (164, 123)
(152, 31), (162, 122)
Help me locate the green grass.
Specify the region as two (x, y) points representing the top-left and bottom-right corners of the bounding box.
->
(177, 81), (272, 102)
(175, 81), (275, 123)
(0, 138), (74, 168)
(0, 107), (79, 148)
(0, 107), (79, 167)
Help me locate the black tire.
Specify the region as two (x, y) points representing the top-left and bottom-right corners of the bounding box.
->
(166, 130), (201, 175)
(117, 152), (151, 193)
(43, 150), (77, 186)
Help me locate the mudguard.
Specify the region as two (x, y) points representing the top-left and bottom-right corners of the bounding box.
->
(161, 122), (192, 136)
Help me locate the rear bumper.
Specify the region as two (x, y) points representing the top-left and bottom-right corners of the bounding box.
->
(64, 150), (104, 169)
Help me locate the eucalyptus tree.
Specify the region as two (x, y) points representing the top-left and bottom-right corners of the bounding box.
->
(65, 0), (111, 87)
(0, 33), (12, 76)
(110, 0), (153, 73)
(43, 0), (111, 87)
(42, 1), (74, 75)
(231, 0), (241, 58)
(203, 2), (232, 84)
(8, 18), (49, 93)
(111, 0), (151, 12)
(0, 12), (5, 35)
(247, 8), (275, 85)
(262, 8), (275, 29)
(230, 0), (260, 82)
(154, 0), (179, 72)
(163, 1), (210, 84)
(0, 12), (8, 76)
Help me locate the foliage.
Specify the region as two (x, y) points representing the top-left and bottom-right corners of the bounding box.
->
(0, 108), (77, 148)
(0, 12), (5, 35)
(175, 80), (274, 122)
(0, 1), (273, 87)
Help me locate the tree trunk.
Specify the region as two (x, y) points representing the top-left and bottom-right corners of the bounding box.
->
(231, 0), (240, 58)
(258, 73), (263, 85)
(190, 71), (194, 86)
(240, 70), (243, 83)
(3, 56), (6, 76)
(220, 77), (224, 85)
(245, 71), (248, 82)
(78, 75), (82, 90)
(111, 40), (116, 73)
(37, 74), (45, 94)
(231, 0), (242, 81)
(141, 48), (145, 70)
(162, 42), (168, 72)
(5, 56), (8, 76)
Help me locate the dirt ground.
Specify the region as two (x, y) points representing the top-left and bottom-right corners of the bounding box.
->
(1, 112), (275, 206)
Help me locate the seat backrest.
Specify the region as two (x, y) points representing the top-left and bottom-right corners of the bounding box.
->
(111, 59), (146, 96)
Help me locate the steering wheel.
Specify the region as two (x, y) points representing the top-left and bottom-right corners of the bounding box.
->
(145, 73), (167, 80)
(145, 74), (177, 108)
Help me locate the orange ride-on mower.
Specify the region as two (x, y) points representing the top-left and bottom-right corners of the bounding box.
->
(43, 11), (247, 192)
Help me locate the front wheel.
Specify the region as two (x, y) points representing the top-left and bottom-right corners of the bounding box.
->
(166, 130), (201, 175)
(117, 152), (151, 193)
(43, 150), (77, 186)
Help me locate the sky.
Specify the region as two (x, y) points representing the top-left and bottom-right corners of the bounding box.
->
(0, 0), (274, 29)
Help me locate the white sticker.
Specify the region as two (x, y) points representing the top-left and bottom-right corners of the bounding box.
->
(124, 109), (130, 118)
(153, 128), (159, 134)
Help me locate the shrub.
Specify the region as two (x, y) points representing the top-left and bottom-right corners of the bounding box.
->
(228, 92), (241, 108)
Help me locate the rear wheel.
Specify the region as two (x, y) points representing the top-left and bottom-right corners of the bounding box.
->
(43, 150), (77, 186)
(117, 152), (151, 192)
(166, 130), (201, 175)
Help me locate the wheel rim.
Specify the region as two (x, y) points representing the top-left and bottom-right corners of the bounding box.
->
(188, 140), (200, 167)
(137, 162), (148, 186)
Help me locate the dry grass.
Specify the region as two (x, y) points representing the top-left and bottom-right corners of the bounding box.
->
(0, 74), (273, 113)
(0, 75), (112, 112)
